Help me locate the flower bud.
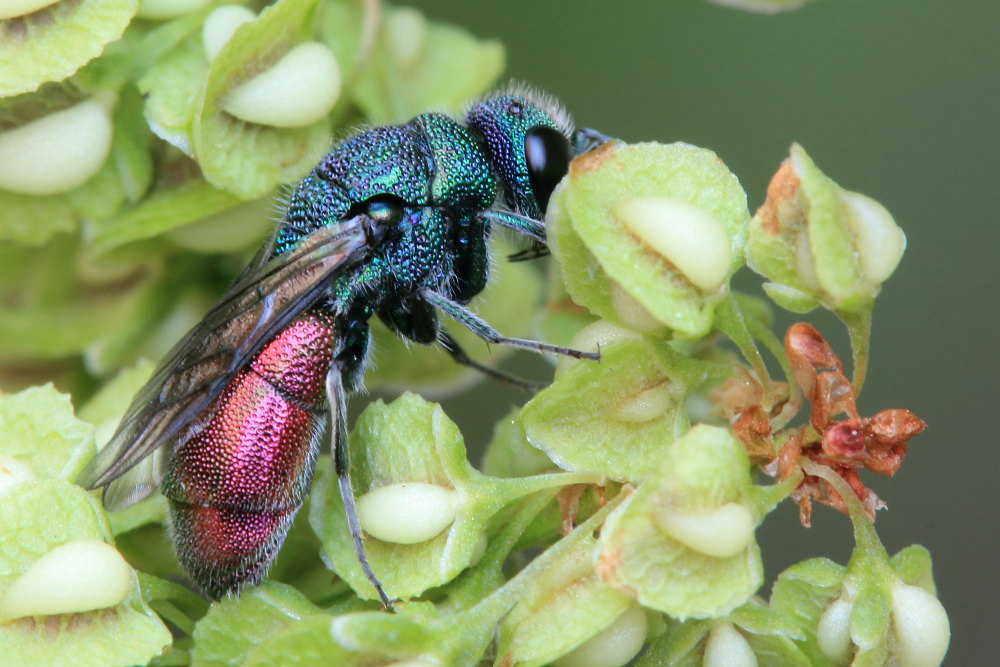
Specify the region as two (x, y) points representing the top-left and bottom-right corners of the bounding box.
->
(0, 98), (112, 195)
(546, 141), (748, 340)
(0, 539), (131, 620)
(609, 281), (664, 333)
(552, 603), (647, 667)
(0, 0), (59, 20)
(222, 42), (341, 128)
(891, 582), (950, 667)
(386, 7), (428, 69)
(611, 382), (675, 423)
(202, 5), (257, 63)
(816, 598), (854, 665)
(747, 144), (906, 314)
(653, 501), (756, 558)
(356, 482), (460, 544)
(614, 196), (733, 293)
(703, 623), (758, 667)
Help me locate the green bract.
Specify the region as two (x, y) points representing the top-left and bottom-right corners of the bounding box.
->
(0, 0), (137, 97)
(309, 393), (600, 601)
(597, 425), (794, 619)
(0, 455), (168, 665)
(496, 536), (636, 667)
(747, 143), (906, 315)
(0, 384), (94, 481)
(637, 601), (812, 666)
(520, 336), (726, 482)
(547, 141), (749, 340)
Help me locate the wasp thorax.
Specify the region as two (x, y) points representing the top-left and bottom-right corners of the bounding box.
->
(0, 540), (131, 620)
(356, 482), (460, 544)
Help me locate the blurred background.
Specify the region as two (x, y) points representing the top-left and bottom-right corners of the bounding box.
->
(404, 0), (997, 663)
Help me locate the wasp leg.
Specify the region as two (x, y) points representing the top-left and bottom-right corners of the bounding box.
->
(325, 365), (395, 610)
(478, 210), (546, 244)
(439, 331), (544, 393)
(422, 290), (600, 361)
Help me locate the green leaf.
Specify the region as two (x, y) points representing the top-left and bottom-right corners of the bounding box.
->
(0, 0), (138, 97)
(192, 582), (325, 667)
(0, 385), (94, 481)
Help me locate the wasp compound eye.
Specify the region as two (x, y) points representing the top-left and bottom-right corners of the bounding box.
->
(363, 193), (407, 227)
(524, 125), (571, 214)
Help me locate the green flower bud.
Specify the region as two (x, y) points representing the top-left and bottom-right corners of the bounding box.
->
(0, 539), (131, 620)
(773, 464), (950, 666)
(653, 501), (756, 558)
(385, 7), (428, 69)
(890, 581), (950, 667)
(0, 98), (113, 195)
(522, 337), (721, 482)
(356, 482), (460, 545)
(597, 425), (792, 618)
(816, 597), (853, 664)
(552, 602), (648, 667)
(747, 144), (906, 314)
(222, 42), (341, 128)
(202, 5), (257, 63)
(703, 623), (757, 667)
(547, 141), (749, 340)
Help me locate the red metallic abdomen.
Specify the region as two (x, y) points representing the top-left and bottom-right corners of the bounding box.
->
(161, 310), (335, 597)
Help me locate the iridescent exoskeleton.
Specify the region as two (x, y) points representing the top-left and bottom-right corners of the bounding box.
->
(78, 89), (606, 604)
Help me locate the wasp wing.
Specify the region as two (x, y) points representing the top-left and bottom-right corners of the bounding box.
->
(77, 218), (371, 507)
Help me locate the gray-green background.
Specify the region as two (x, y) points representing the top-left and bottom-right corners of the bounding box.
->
(407, 0), (997, 663)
